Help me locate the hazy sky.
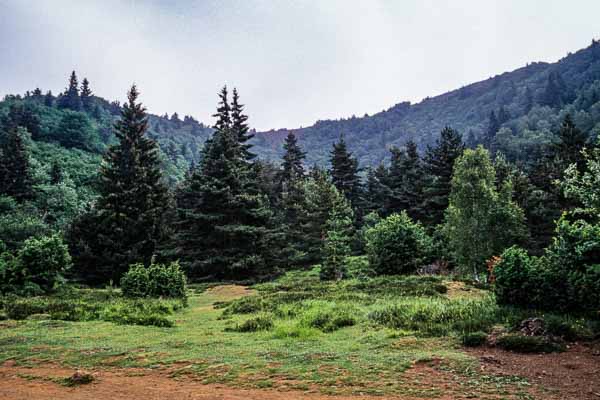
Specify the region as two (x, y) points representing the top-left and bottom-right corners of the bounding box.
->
(1, 1), (599, 130)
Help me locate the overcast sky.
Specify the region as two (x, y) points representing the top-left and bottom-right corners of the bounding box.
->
(1, 1), (599, 130)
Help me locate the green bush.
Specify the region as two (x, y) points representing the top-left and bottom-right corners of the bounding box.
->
(493, 246), (538, 306)
(496, 334), (565, 353)
(16, 234), (71, 293)
(100, 300), (174, 327)
(121, 261), (187, 299)
(365, 212), (432, 275)
(495, 217), (600, 314)
(461, 331), (488, 347)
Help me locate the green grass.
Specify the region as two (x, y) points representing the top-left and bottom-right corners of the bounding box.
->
(0, 270), (590, 397)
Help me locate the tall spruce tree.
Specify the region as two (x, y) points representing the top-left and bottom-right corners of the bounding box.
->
(170, 86), (274, 279)
(329, 136), (362, 210)
(421, 127), (464, 226)
(552, 114), (588, 170)
(80, 78), (93, 112)
(231, 88), (255, 162)
(384, 141), (424, 220)
(57, 71), (82, 111)
(68, 85), (168, 283)
(364, 164), (389, 215)
(321, 191), (354, 281)
(0, 127), (33, 201)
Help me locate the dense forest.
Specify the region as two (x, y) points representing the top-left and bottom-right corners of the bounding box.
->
(1, 40), (600, 316)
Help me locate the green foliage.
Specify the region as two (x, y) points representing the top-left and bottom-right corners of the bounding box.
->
(100, 300), (174, 327)
(121, 261), (187, 299)
(493, 246), (539, 307)
(495, 334), (565, 353)
(298, 301), (358, 332)
(444, 146), (526, 276)
(320, 190), (354, 280)
(367, 296), (499, 336)
(461, 331), (488, 347)
(366, 212), (432, 275)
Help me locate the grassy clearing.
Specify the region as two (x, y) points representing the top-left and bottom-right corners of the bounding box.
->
(0, 270), (596, 397)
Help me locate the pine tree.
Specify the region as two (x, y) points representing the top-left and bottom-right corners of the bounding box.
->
(169, 86), (274, 280)
(421, 127), (464, 226)
(279, 132), (306, 186)
(552, 114), (588, 170)
(80, 78), (93, 112)
(0, 127), (33, 201)
(44, 90), (54, 107)
(231, 88), (255, 162)
(485, 110), (500, 149)
(385, 141), (424, 220)
(49, 160), (63, 184)
(57, 71), (82, 111)
(68, 85), (169, 283)
(364, 164), (389, 215)
(329, 136), (362, 210)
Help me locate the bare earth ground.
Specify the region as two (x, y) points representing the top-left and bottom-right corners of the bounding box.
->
(1, 344), (599, 400)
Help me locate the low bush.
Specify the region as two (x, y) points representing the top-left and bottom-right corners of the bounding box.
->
(493, 246), (539, 307)
(225, 314), (274, 332)
(365, 212), (432, 275)
(121, 261), (187, 299)
(100, 300), (175, 327)
(461, 331), (488, 347)
(368, 296), (498, 336)
(496, 334), (565, 353)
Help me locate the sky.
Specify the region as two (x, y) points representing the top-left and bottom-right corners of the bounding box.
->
(1, 1), (599, 131)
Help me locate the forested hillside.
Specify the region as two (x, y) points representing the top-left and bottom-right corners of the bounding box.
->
(253, 39), (600, 166)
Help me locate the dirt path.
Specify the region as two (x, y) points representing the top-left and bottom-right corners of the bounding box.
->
(467, 342), (600, 400)
(0, 364), (453, 400)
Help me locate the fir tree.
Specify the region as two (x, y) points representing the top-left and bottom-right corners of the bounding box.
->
(329, 136), (362, 210)
(364, 164), (389, 215)
(49, 160), (63, 184)
(551, 114), (588, 170)
(80, 78), (93, 112)
(44, 90), (54, 107)
(231, 88), (255, 162)
(421, 127), (464, 226)
(485, 110), (500, 149)
(385, 141), (424, 220)
(57, 71), (82, 111)
(169, 86), (274, 279)
(69, 85), (169, 283)
(278, 132), (306, 186)
(0, 127), (33, 201)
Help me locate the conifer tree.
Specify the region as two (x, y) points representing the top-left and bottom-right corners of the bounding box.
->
(49, 160), (63, 184)
(80, 78), (93, 112)
(231, 88), (255, 162)
(329, 136), (362, 210)
(364, 164), (389, 215)
(422, 127), (464, 226)
(57, 71), (82, 111)
(169, 86), (274, 279)
(552, 114), (588, 170)
(385, 141), (424, 220)
(44, 90), (54, 107)
(69, 85), (168, 283)
(0, 127), (33, 201)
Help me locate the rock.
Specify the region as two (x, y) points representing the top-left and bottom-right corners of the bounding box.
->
(520, 317), (546, 336)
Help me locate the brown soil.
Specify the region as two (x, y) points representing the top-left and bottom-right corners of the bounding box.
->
(467, 341), (600, 400)
(205, 284), (256, 300)
(0, 363), (441, 400)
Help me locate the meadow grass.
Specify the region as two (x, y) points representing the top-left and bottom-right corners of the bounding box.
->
(0, 270), (588, 397)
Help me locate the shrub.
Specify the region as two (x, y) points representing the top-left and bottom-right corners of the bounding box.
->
(493, 246), (538, 306)
(121, 261), (186, 299)
(496, 334), (565, 353)
(461, 331), (488, 347)
(225, 314), (274, 332)
(16, 235), (71, 293)
(365, 212), (432, 275)
(100, 300), (174, 327)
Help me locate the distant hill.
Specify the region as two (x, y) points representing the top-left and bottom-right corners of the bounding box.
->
(2, 40), (600, 182)
(251, 39), (600, 167)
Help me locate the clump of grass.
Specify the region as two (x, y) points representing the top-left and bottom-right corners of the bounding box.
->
(100, 300), (175, 328)
(225, 313), (274, 332)
(298, 301), (359, 332)
(368, 295), (498, 336)
(271, 320), (321, 339)
(496, 334), (565, 353)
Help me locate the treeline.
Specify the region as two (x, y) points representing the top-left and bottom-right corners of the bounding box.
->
(1, 81), (599, 315)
